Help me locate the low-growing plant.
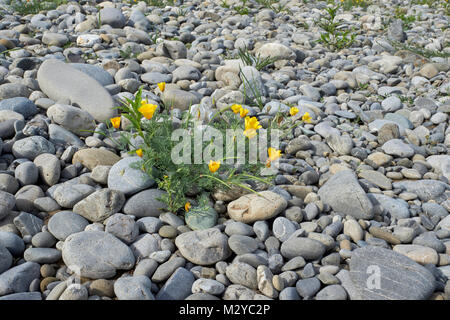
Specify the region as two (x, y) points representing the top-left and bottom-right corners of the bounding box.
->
(237, 47), (277, 71)
(316, 4), (356, 51)
(149, 30), (161, 44)
(339, 0), (371, 11)
(103, 85), (312, 215)
(255, 0), (292, 14)
(119, 46), (139, 59)
(10, 0), (67, 14)
(388, 39), (450, 59)
(393, 7), (420, 30)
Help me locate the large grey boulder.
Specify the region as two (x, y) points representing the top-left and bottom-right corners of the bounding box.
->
(62, 231), (135, 279)
(349, 246), (436, 300)
(37, 59), (116, 122)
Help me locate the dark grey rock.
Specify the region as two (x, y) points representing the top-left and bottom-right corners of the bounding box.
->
(296, 277), (321, 298)
(280, 237), (326, 260)
(349, 245), (436, 300)
(0, 245), (12, 274)
(318, 170), (374, 219)
(175, 228), (231, 266)
(0, 261), (40, 296)
(123, 189), (167, 218)
(156, 267), (195, 300)
(13, 212), (43, 237)
(62, 231), (135, 279)
(315, 284), (348, 300)
(0, 232), (25, 256)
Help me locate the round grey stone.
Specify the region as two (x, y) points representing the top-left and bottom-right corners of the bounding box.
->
(48, 211), (90, 241)
(62, 231), (135, 279)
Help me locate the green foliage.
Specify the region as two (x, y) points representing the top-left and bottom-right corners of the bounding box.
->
(340, 0), (371, 11)
(388, 39), (450, 59)
(240, 67), (265, 110)
(10, 0), (67, 14)
(393, 7), (420, 29)
(131, 0), (181, 7)
(109, 88), (285, 213)
(254, 0), (292, 14)
(237, 47), (277, 71)
(119, 46), (139, 59)
(411, 0), (449, 16)
(316, 4), (356, 51)
(149, 30), (160, 44)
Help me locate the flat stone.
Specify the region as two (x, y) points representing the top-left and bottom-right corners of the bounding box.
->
(0, 232), (24, 256)
(227, 191), (287, 224)
(12, 136), (55, 160)
(192, 278), (225, 296)
(47, 104), (96, 137)
(48, 211), (90, 240)
(70, 63), (114, 86)
(0, 292), (42, 300)
(349, 245), (436, 300)
(393, 244), (439, 265)
(13, 211), (43, 237)
(0, 245), (12, 274)
(225, 262), (258, 290)
(123, 189), (168, 218)
(367, 193), (410, 219)
(315, 284), (348, 300)
(318, 170), (374, 219)
(114, 276), (154, 300)
(392, 180), (448, 202)
(0, 98), (37, 118)
(280, 237), (326, 260)
(426, 155), (450, 181)
(73, 188), (125, 222)
(156, 267), (195, 300)
(0, 262), (40, 296)
(72, 148), (121, 170)
(62, 231), (135, 279)
(381, 139), (414, 158)
(358, 170), (392, 190)
(107, 157), (154, 196)
(37, 59), (116, 122)
(162, 89), (200, 111)
(228, 234), (258, 255)
(53, 183), (96, 208)
(24, 248), (61, 264)
(175, 228), (231, 265)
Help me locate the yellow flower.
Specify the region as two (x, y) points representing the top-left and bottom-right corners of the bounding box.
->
(302, 112), (312, 123)
(289, 107), (299, 116)
(110, 117), (121, 129)
(157, 82), (165, 92)
(139, 103), (158, 120)
(208, 160), (220, 173)
(136, 149), (143, 157)
(231, 104), (242, 114)
(243, 116), (262, 139)
(239, 107), (249, 118)
(185, 202), (191, 212)
(266, 147), (282, 167)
